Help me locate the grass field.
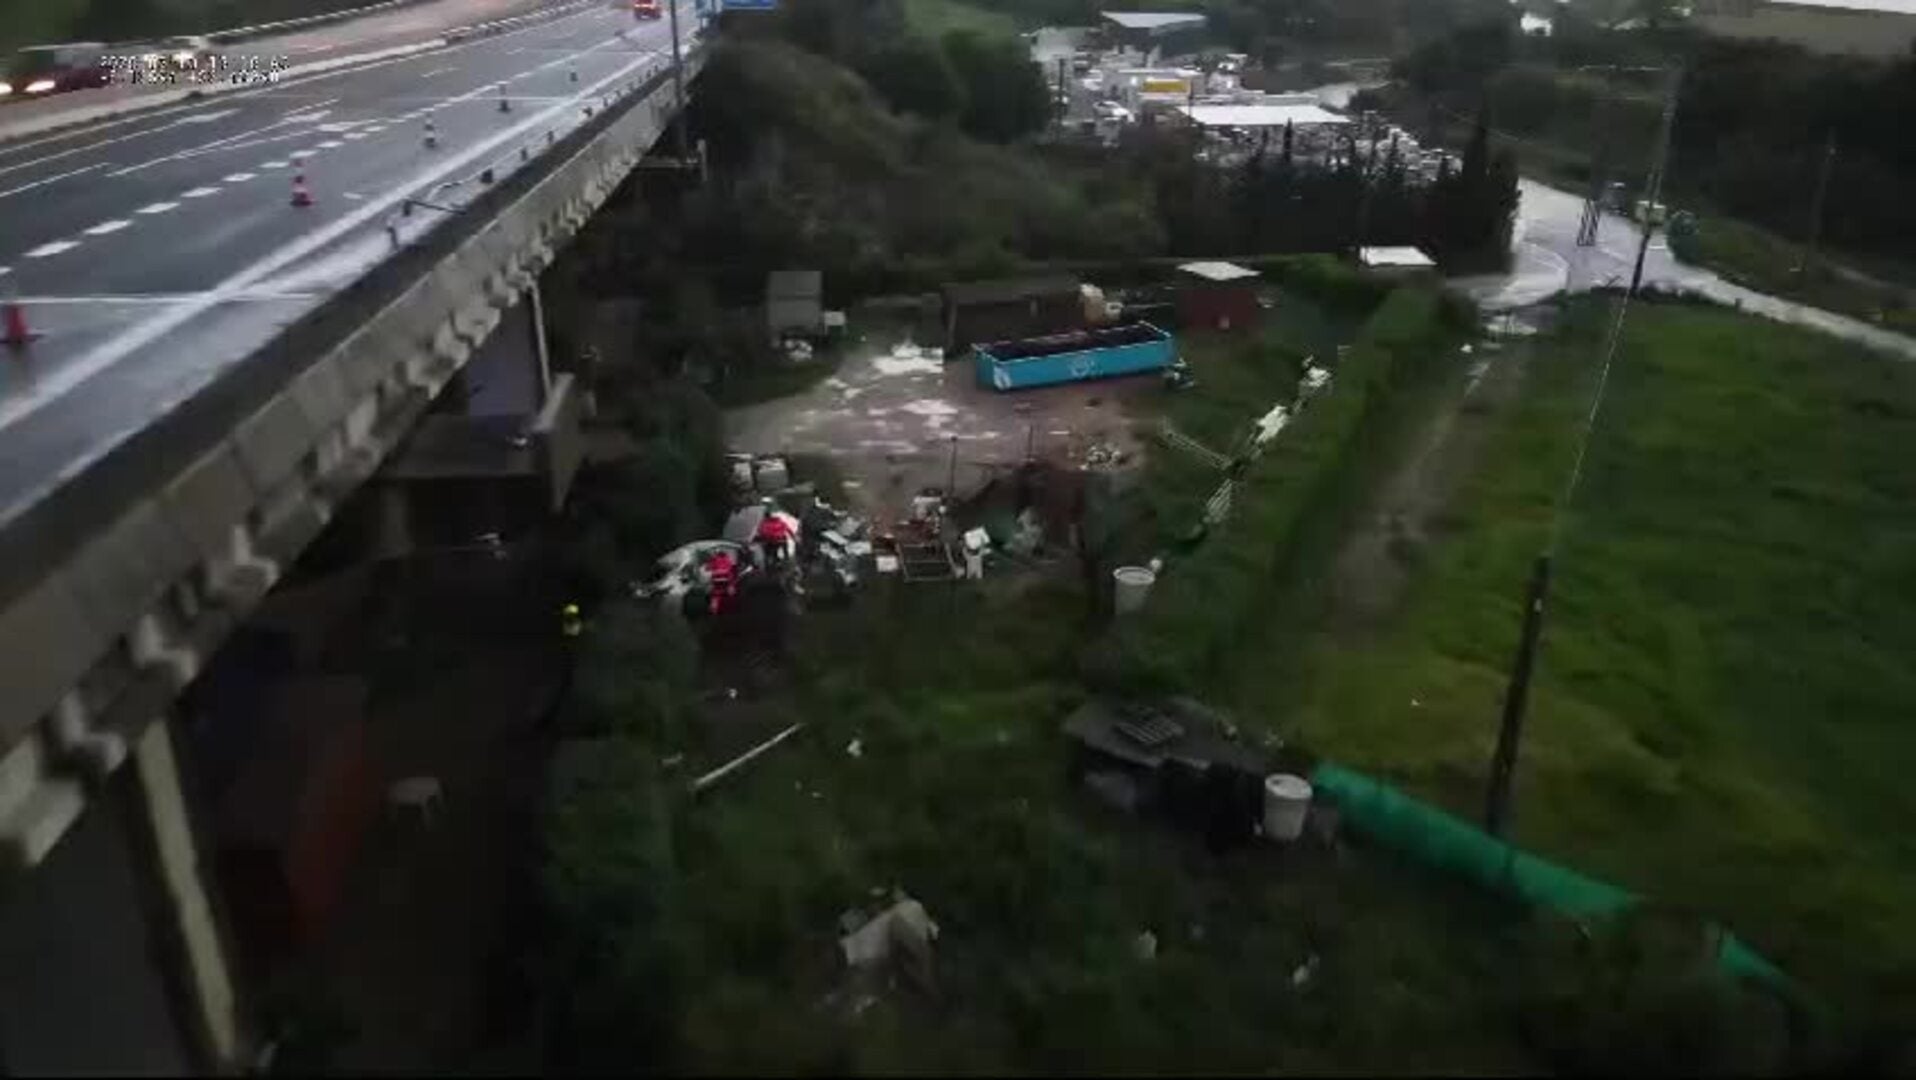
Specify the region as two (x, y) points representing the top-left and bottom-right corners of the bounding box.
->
(549, 279), (1915, 1070)
(548, 279), (1591, 1073)
(1676, 215), (1916, 337)
(1271, 297), (1916, 1014)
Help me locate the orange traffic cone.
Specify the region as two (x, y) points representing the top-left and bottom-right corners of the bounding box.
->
(2, 298), (36, 348)
(290, 171), (313, 207)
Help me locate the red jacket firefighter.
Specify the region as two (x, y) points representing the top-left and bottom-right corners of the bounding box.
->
(705, 548), (739, 615)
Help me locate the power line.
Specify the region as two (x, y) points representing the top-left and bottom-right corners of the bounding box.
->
(1484, 64), (1682, 837)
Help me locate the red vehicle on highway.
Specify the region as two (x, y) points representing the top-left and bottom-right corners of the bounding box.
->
(632, 0), (663, 18)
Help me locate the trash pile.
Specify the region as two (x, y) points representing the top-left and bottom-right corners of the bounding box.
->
(638, 454), (878, 621)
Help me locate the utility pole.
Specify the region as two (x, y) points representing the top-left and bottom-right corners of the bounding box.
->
(668, 0), (688, 160)
(1484, 554), (1552, 838)
(1352, 117), (1379, 261)
(1628, 65), (1681, 297)
(1057, 56), (1069, 134)
(1794, 130), (1837, 279)
(1576, 96), (1609, 248)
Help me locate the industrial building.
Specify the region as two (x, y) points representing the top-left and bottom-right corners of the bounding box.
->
(1099, 10), (1208, 54)
(940, 276), (1085, 357)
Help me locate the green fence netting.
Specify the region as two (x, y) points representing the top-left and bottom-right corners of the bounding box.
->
(1310, 762), (1795, 999)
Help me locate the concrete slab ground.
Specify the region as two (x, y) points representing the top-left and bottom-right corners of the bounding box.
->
(724, 325), (1159, 522)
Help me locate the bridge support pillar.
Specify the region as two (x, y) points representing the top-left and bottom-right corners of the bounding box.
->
(126, 716), (245, 1072)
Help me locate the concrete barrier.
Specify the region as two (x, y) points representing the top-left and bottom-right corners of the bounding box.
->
(0, 47), (705, 868)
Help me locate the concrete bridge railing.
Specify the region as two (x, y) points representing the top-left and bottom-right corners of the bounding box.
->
(0, 45), (705, 872)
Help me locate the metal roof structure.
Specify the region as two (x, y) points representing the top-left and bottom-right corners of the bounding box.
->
(1177, 261), (1260, 283)
(1176, 102), (1349, 128)
(1359, 246), (1437, 270)
(1766, 0), (1916, 12)
(1101, 11), (1209, 31)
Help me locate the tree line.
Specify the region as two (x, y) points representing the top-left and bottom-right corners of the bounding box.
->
(1394, 14), (1916, 266)
(1133, 111), (1516, 270)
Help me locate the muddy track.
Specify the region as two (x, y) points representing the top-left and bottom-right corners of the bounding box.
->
(1323, 331), (1532, 636)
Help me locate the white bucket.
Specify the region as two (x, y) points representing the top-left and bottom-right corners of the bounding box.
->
(1261, 773), (1313, 843)
(1112, 565), (1156, 615)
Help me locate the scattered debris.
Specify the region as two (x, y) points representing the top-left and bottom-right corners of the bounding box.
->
(873, 341), (943, 377)
(1156, 420), (1231, 470)
(1133, 930), (1159, 962)
(839, 895), (940, 989)
(1298, 364), (1332, 403)
(753, 456), (791, 493)
(1290, 953), (1319, 989)
(689, 722), (806, 795)
(1064, 698), (1271, 850)
(898, 542), (957, 583)
(846, 738), (863, 759)
(1252, 402), (1290, 448)
(727, 453), (756, 495)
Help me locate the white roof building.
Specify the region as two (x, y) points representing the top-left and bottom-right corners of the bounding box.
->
(1178, 261), (1260, 282)
(1101, 11), (1209, 32)
(1359, 246), (1437, 271)
(1175, 102), (1350, 128)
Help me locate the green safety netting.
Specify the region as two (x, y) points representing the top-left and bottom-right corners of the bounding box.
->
(1310, 762), (1795, 998)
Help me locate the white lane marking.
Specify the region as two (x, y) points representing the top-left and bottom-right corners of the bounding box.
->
(84, 220), (133, 236)
(285, 98), (339, 115)
(138, 201), (179, 214)
(419, 66), (458, 78)
(259, 160), (288, 169)
(223, 171), (256, 182)
(0, 43), (668, 435)
(317, 140), (345, 149)
(506, 46), (526, 55)
(0, 111), (240, 178)
(0, 112), (226, 178)
(0, 161), (110, 201)
(1, 290), (321, 304)
(182, 186), (221, 198)
(0, 266), (10, 278)
(345, 132), (368, 140)
(0, 5), (612, 163)
(25, 240), (80, 259)
(108, 112), (331, 176)
(345, 192), (365, 200)
(290, 150), (313, 161)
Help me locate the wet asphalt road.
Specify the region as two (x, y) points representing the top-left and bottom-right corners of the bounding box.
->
(1456, 179), (1916, 360)
(0, 1), (690, 525)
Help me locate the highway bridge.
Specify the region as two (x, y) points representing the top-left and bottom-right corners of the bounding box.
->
(0, 1), (706, 1068)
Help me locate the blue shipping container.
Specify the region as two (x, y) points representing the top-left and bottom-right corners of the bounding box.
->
(974, 322), (1175, 392)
